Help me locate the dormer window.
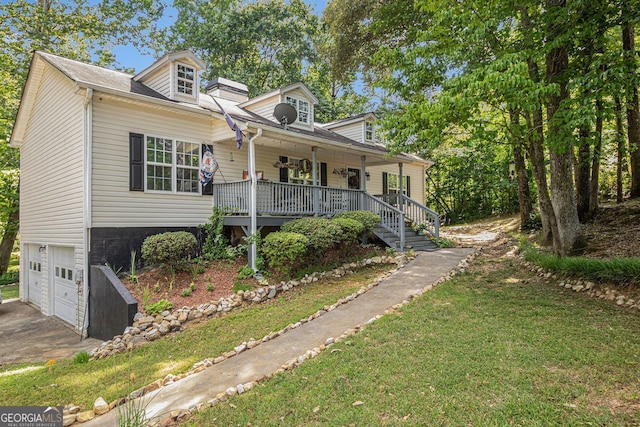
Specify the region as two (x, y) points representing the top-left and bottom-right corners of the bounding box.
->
(286, 96), (310, 124)
(176, 63), (195, 97)
(365, 122), (375, 142)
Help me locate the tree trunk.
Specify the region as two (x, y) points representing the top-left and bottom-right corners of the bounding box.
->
(622, 16), (640, 197)
(616, 96), (626, 203)
(0, 201), (19, 276)
(546, 0), (584, 256)
(576, 124), (591, 221)
(518, 4), (559, 246)
(589, 98), (603, 214)
(509, 110), (533, 229)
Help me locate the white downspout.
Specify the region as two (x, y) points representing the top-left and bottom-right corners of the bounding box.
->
(82, 88), (93, 337)
(248, 128), (262, 272)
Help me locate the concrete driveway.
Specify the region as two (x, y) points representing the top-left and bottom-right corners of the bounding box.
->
(0, 299), (101, 365)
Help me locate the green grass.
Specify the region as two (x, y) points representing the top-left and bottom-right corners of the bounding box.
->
(185, 257), (640, 426)
(0, 284), (18, 299)
(0, 264), (393, 410)
(521, 241), (640, 285)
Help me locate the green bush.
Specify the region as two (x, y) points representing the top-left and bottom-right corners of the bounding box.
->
(333, 211), (381, 232)
(141, 231), (197, 272)
(262, 232), (309, 273)
(199, 207), (232, 260)
(332, 217), (365, 245)
(0, 271), (19, 286)
(144, 299), (173, 315)
(280, 217), (342, 252)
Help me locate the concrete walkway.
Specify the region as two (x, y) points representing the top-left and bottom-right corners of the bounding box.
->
(86, 248), (474, 426)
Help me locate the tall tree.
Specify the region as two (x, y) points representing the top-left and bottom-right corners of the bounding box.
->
(621, 1), (640, 198)
(0, 0), (164, 273)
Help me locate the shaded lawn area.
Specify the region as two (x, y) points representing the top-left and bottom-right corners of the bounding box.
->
(186, 257), (640, 426)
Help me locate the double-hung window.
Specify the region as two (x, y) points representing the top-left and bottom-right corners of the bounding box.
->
(365, 122), (374, 142)
(387, 173), (408, 195)
(176, 63), (195, 97)
(146, 136), (200, 194)
(286, 96), (310, 124)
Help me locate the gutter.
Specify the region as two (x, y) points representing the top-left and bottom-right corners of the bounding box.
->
(82, 88), (93, 337)
(244, 121), (421, 165)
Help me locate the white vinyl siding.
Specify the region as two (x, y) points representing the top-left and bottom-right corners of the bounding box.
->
(142, 67), (171, 99)
(241, 96), (279, 120)
(91, 97), (214, 227)
(327, 123), (363, 143)
(19, 66), (85, 328)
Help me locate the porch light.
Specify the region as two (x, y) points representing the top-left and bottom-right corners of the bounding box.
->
(365, 171), (371, 181)
(230, 152), (234, 162)
(39, 244), (46, 253)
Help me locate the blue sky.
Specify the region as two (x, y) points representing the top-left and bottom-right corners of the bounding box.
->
(113, 0), (328, 73)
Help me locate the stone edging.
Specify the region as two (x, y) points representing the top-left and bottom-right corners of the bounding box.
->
(63, 254), (414, 425)
(148, 250), (478, 426)
(520, 258), (640, 311)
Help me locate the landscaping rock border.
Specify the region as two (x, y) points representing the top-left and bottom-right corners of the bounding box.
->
(67, 254), (413, 424)
(520, 258), (640, 311)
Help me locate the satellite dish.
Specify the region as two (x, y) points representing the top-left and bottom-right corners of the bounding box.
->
(273, 103), (297, 128)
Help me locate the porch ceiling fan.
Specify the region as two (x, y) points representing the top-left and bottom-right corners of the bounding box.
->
(273, 103), (297, 128)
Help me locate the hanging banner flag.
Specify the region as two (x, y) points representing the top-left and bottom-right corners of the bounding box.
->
(211, 96), (244, 149)
(199, 146), (218, 186)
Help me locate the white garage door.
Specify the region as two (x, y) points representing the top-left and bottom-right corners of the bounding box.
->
(27, 244), (43, 307)
(51, 246), (77, 326)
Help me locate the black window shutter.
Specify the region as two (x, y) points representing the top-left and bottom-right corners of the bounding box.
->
(320, 162), (327, 186)
(382, 172), (388, 194)
(406, 176), (411, 197)
(279, 156), (288, 183)
(202, 144), (213, 195)
(129, 133), (144, 191)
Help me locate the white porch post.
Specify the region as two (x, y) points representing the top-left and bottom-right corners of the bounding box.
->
(312, 147), (319, 215)
(398, 162), (405, 250)
(248, 129), (262, 272)
(360, 155), (366, 192)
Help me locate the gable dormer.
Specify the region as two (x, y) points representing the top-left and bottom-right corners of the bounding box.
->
(322, 112), (379, 144)
(133, 50), (206, 105)
(241, 82), (319, 131)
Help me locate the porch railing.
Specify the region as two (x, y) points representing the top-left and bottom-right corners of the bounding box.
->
(376, 193), (440, 243)
(212, 180), (364, 216)
(212, 180), (424, 250)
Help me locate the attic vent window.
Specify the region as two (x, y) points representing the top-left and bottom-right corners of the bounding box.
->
(176, 63), (195, 96)
(286, 96), (310, 124)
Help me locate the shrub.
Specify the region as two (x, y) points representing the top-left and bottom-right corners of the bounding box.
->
(280, 217), (342, 252)
(262, 232), (309, 273)
(199, 207), (232, 260)
(332, 217), (365, 245)
(334, 211), (381, 232)
(0, 271), (19, 286)
(144, 299), (173, 315)
(141, 231), (197, 272)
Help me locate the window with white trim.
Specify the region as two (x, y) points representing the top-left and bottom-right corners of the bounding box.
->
(387, 173), (408, 195)
(287, 157), (313, 185)
(146, 136), (201, 194)
(176, 63), (195, 97)
(365, 121), (374, 142)
(286, 96), (310, 124)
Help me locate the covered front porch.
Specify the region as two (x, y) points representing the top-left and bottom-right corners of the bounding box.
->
(211, 179), (440, 251)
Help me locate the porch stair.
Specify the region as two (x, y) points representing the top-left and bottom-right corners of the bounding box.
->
(374, 226), (438, 252)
